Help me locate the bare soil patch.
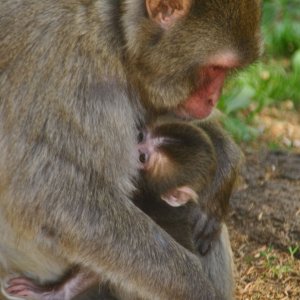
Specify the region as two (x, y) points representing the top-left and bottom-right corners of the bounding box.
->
(228, 149), (300, 299)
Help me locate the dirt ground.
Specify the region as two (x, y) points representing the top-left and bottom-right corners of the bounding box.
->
(227, 105), (300, 299)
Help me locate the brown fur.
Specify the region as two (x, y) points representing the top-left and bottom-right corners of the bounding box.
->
(1, 117), (239, 300)
(0, 0), (261, 299)
(139, 120), (217, 194)
(135, 116), (242, 259)
(74, 117), (239, 300)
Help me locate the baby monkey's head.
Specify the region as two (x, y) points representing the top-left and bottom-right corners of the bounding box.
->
(137, 121), (216, 207)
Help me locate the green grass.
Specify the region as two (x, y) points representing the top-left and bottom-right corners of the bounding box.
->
(288, 245), (300, 260)
(259, 246), (293, 279)
(219, 0), (300, 142)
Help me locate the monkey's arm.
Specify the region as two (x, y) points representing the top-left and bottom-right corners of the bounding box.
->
(196, 117), (241, 217)
(0, 82), (222, 300)
(191, 117), (241, 254)
(2, 170), (219, 300)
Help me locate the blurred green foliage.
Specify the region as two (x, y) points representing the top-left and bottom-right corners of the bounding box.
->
(219, 0), (300, 141)
(263, 0), (300, 57)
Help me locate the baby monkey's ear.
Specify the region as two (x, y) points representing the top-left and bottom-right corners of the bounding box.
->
(145, 0), (192, 29)
(161, 186), (198, 207)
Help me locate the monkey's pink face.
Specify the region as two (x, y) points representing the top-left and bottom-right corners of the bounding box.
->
(178, 66), (226, 118)
(133, 0), (261, 120)
(177, 53), (240, 119)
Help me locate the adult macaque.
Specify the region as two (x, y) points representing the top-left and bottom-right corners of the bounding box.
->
(0, 0), (261, 299)
(4, 118), (239, 300)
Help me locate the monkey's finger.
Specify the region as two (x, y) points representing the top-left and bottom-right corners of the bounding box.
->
(193, 215), (222, 255)
(197, 240), (212, 256)
(192, 212), (210, 241)
(6, 284), (32, 294)
(7, 282), (41, 294)
(6, 290), (32, 299)
(6, 278), (44, 296)
(191, 210), (208, 236)
(8, 278), (37, 287)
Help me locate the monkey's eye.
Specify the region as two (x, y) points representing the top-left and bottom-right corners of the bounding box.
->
(139, 152), (148, 164)
(137, 131), (144, 143)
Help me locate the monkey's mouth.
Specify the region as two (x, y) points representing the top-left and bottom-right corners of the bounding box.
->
(177, 66), (227, 119)
(176, 100), (215, 120)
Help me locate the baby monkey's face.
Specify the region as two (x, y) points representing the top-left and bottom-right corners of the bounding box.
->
(136, 122), (217, 207)
(137, 129), (173, 175)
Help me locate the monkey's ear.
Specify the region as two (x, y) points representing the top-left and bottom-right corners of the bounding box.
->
(161, 186), (198, 207)
(145, 0), (192, 29)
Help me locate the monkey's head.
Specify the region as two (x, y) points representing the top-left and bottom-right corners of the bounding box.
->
(123, 0), (262, 119)
(137, 122), (216, 207)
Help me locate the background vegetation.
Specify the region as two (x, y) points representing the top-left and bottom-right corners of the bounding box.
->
(223, 2), (300, 299)
(219, 0), (300, 143)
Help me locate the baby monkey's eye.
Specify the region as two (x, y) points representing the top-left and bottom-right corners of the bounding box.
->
(139, 152), (148, 164)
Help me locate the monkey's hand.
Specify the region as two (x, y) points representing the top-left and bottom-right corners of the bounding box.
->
(190, 207), (222, 255)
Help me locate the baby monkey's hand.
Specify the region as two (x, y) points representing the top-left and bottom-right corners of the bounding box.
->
(190, 207), (222, 255)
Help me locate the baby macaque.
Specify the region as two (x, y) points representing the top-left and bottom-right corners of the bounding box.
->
(135, 120), (218, 251)
(3, 119), (236, 300)
(124, 117), (240, 300)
